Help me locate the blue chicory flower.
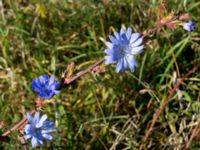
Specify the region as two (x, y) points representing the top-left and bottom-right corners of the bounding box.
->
(32, 74), (61, 99)
(24, 112), (56, 148)
(104, 26), (144, 73)
(183, 21), (195, 32)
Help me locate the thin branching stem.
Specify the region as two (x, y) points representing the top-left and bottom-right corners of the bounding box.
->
(185, 123), (200, 149)
(63, 58), (105, 85)
(139, 64), (200, 150)
(2, 109), (36, 137)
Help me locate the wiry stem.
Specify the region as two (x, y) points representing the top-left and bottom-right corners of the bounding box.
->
(2, 109), (36, 137)
(63, 58), (105, 85)
(142, 15), (178, 38)
(185, 123), (200, 149)
(139, 64), (200, 150)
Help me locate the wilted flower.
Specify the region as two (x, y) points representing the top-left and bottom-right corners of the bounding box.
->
(32, 74), (61, 99)
(183, 21), (195, 32)
(104, 26), (144, 73)
(24, 112), (56, 148)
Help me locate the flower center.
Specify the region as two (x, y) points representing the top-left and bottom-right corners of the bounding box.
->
(33, 127), (41, 136)
(118, 45), (130, 58)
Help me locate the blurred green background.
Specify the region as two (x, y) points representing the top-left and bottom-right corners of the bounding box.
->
(0, 0), (200, 149)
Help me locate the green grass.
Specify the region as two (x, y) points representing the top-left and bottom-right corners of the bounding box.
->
(0, 0), (200, 149)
